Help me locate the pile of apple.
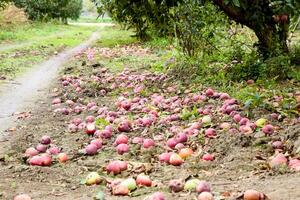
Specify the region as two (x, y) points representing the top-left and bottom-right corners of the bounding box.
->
(24, 135), (68, 166)
(45, 65), (300, 200)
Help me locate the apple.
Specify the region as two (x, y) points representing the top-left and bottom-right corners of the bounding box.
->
(149, 192), (165, 200)
(40, 135), (51, 145)
(169, 153), (184, 166)
(255, 118), (267, 128)
(85, 172), (101, 185)
(112, 185), (129, 196)
(202, 154), (214, 161)
(233, 114), (242, 123)
(167, 138), (178, 149)
(57, 153), (68, 163)
(196, 181), (211, 193)
(85, 115), (95, 123)
(176, 133), (188, 143)
(179, 148), (193, 159)
(86, 123), (96, 135)
(14, 194), (31, 200)
(220, 122), (231, 130)
(270, 153), (287, 168)
(106, 161), (121, 175)
(24, 147), (39, 157)
(136, 174), (152, 187)
(205, 128), (216, 138)
(169, 179), (184, 192)
(159, 152), (171, 163)
(115, 134), (129, 145)
(262, 124), (274, 135)
(202, 116), (212, 124)
(198, 192), (214, 200)
(205, 88), (214, 97)
(184, 179), (200, 191)
(116, 144), (129, 155)
(120, 178), (137, 191)
(143, 139), (155, 148)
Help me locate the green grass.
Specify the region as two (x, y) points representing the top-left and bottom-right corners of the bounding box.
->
(95, 26), (137, 48)
(92, 26), (165, 73)
(71, 16), (112, 23)
(0, 22), (99, 79)
(0, 22), (99, 44)
(1, 22), (68, 43)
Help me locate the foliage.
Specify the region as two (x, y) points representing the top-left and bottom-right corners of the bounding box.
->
(172, 1), (227, 57)
(213, 0), (300, 57)
(0, 0), (10, 9)
(13, 0), (83, 22)
(91, 0), (300, 80)
(94, 0), (300, 57)
(93, 0), (179, 40)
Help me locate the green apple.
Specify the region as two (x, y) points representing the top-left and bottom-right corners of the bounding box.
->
(184, 179), (200, 191)
(255, 118), (267, 128)
(120, 178), (137, 191)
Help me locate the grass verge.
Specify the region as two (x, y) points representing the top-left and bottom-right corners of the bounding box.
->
(0, 22), (99, 79)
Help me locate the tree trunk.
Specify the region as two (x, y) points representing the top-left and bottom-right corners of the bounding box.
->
(253, 23), (289, 58)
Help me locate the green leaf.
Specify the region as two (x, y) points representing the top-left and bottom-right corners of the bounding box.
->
(244, 99), (253, 108)
(232, 0), (241, 7)
(95, 118), (109, 129)
(224, 0), (230, 5)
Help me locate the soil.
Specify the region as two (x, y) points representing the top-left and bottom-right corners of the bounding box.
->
(0, 35), (299, 200)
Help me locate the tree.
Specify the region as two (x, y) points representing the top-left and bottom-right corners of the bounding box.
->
(93, 0), (178, 40)
(13, 0), (83, 22)
(212, 0), (300, 57)
(59, 0), (83, 24)
(94, 0), (300, 58)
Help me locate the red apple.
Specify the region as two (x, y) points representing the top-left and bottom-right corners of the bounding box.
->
(136, 174), (152, 187)
(86, 123), (96, 135)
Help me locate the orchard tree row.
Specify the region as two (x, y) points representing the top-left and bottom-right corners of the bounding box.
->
(94, 0), (300, 60)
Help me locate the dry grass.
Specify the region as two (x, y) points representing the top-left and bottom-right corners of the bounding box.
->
(0, 4), (28, 27)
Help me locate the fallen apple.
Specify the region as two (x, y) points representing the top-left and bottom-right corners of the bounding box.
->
(86, 123), (96, 135)
(136, 174), (152, 187)
(57, 153), (68, 163)
(169, 179), (184, 192)
(184, 179), (200, 191)
(198, 192), (214, 200)
(14, 194), (31, 200)
(85, 172), (101, 185)
(179, 148), (193, 159)
(169, 153), (184, 166)
(196, 181), (211, 193)
(120, 178), (137, 191)
(116, 143), (129, 155)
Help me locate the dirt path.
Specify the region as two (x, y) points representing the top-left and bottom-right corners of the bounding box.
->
(69, 22), (115, 27)
(0, 32), (99, 143)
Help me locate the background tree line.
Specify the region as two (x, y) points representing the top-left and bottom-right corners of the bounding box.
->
(0, 0), (83, 23)
(93, 0), (300, 80)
